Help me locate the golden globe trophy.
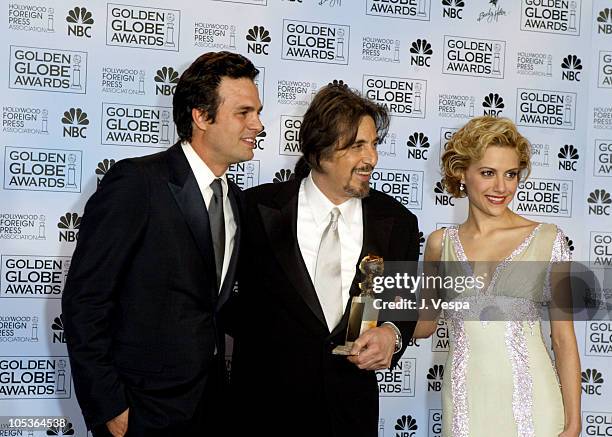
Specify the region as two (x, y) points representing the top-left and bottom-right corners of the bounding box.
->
(333, 254), (383, 355)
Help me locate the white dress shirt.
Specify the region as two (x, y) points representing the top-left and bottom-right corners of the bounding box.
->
(297, 174), (363, 329)
(181, 142), (236, 291)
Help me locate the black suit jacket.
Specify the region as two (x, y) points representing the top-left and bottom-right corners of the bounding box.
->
(232, 179), (419, 437)
(62, 143), (241, 431)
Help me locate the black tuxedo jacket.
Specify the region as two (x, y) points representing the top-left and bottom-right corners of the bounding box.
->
(232, 179), (419, 437)
(62, 143), (241, 431)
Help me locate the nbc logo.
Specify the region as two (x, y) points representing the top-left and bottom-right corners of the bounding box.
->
(557, 145), (579, 171)
(246, 25), (271, 55)
(597, 8), (612, 34)
(561, 55), (582, 81)
(95, 159), (116, 187)
(406, 338), (420, 347)
(433, 181), (445, 194)
(582, 369), (605, 395)
(482, 92), (504, 117)
(442, 0), (464, 19)
(273, 169), (294, 183)
(255, 129), (266, 150)
(434, 180), (454, 206)
(395, 414), (418, 436)
(406, 132), (430, 160)
(427, 364), (444, 391)
(587, 189), (612, 216)
(47, 422), (76, 435)
(154, 67), (179, 96)
(61, 108), (89, 138)
(410, 39), (433, 67)
(66, 6), (93, 38)
(58, 212), (81, 243)
(51, 314), (65, 343)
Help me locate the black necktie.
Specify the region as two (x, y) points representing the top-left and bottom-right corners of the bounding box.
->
(209, 178), (225, 289)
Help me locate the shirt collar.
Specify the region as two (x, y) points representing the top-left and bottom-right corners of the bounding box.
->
(181, 141), (228, 196)
(303, 173), (360, 230)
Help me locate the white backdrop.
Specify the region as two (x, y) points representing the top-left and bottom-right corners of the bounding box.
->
(1, 0), (611, 435)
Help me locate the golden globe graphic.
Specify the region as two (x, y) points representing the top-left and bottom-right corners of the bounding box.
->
(363, 75), (426, 118)
(367, 0), (430, 20)
(600, 51), (612, 87)
(1, 255), (70, 298)
(106, 4), (180, 49)
(521, 0), (581, 35)
(102, 103), (174, 147)
(9, 46), (87, 93)
(594, 140), (612, 176)
(442, 36), (505, 78)
(4, 147), (82, 193)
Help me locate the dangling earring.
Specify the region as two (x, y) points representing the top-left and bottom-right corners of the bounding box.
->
(459, 182), (465, 191)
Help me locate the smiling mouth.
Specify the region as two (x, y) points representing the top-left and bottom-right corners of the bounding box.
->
(485, 195), (507, 205)
(353, 166), (373, 181)
(241, 137), (256, 147)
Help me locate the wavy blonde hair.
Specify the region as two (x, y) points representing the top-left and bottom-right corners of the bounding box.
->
(441, 116), (531, 198)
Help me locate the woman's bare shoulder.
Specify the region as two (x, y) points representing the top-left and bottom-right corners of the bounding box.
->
(424, 228), (446, 261)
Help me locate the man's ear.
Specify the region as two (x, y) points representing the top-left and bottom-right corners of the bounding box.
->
(192, 108), (210, 132)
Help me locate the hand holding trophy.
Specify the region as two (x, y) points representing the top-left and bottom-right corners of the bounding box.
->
(332, 254), (384, 355)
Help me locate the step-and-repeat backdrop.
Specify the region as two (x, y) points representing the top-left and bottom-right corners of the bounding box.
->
(1, 0), (611, 435)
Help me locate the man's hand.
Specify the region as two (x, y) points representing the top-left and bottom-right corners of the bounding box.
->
(346, 325), (396, 370)
(106, 408), (129, 437)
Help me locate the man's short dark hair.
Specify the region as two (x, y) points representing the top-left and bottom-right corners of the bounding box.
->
(173, 51), (259, 142)
(295, 82), (389, 179)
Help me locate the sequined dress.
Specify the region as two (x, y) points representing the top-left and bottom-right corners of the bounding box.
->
(439, 223), (570, 437)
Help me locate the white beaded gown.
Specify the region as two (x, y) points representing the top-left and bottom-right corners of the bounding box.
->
(439, 223), (570, 437)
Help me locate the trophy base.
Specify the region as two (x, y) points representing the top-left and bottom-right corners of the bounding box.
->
(332, 343), (357, 355)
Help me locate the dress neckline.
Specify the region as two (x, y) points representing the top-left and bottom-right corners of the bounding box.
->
(451, 223), (543, 264)
(447, 223), (543, 295)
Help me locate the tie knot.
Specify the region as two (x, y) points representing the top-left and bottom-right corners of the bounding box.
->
(329, 207), (340, 223)
(210, 178), (223, 198)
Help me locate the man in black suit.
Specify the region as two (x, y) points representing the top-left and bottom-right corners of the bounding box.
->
(233, 83), (420, 436)
(62, 51), (263, 436)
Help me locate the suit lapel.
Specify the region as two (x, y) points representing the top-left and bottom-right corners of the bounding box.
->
(258, 182), (328, 328)
(166, 144), (217, 291)
(217, 183), (240, 310)
(353, 194), (394, 295)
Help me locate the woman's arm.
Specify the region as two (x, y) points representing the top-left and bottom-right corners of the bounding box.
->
(413, 229), (444, 338)
(548, 227), (581, 436)
(551, 319), (581, 436)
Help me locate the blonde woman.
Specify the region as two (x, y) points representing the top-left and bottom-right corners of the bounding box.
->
(414, 116), (581, 437)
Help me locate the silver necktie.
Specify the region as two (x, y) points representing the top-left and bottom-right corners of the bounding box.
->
(314, 207), (343, 331)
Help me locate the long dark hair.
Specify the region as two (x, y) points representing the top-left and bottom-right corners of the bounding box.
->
(295, 83), (389, 179)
